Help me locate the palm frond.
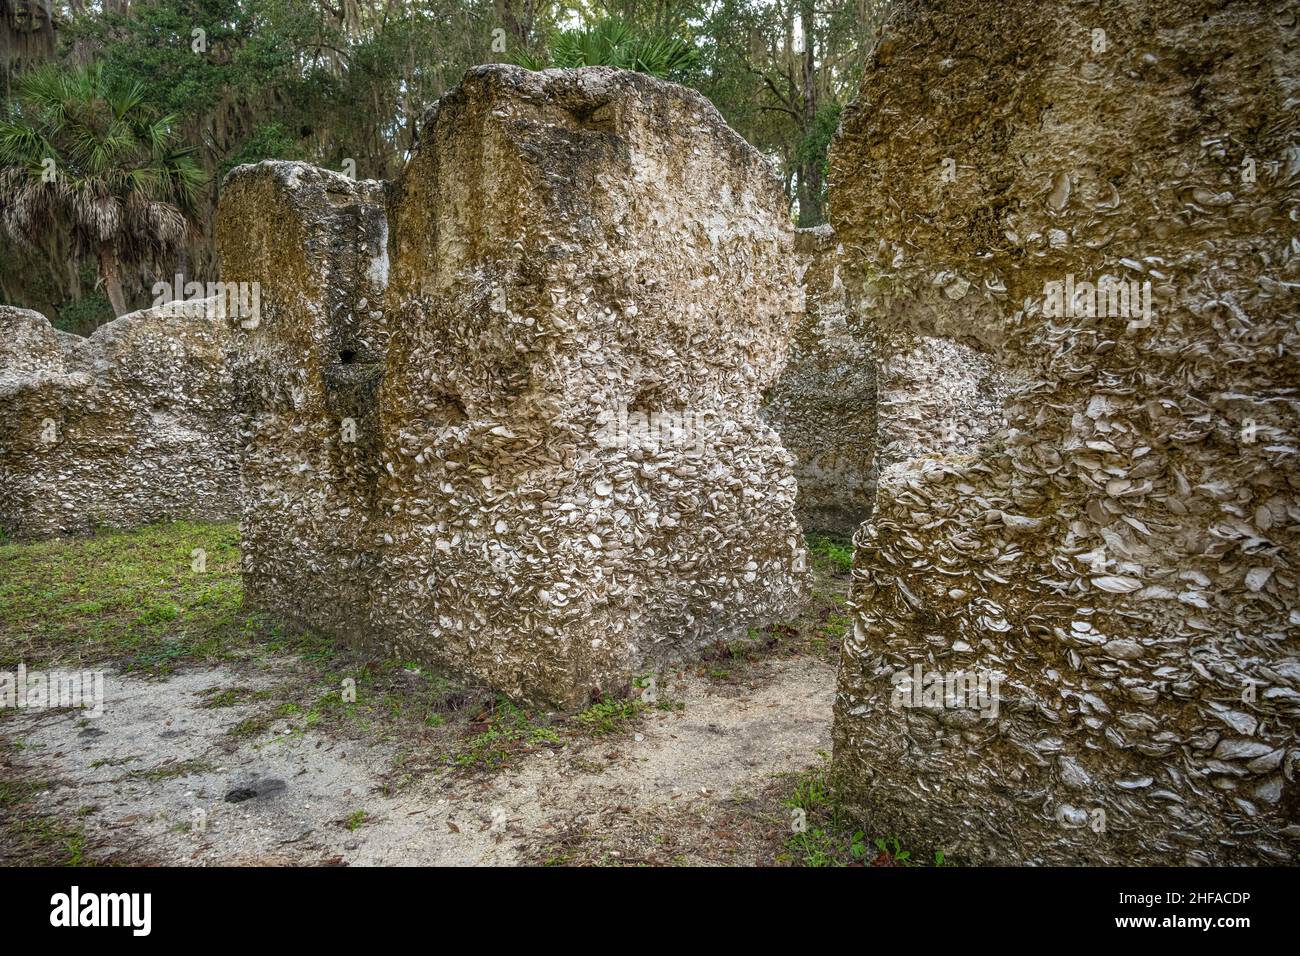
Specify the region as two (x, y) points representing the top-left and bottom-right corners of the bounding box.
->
(526, 18), (701, 81)
(0, 63), (209, 270)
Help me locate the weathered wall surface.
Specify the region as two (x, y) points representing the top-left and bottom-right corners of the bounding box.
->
(874, 333), (1016, 467)
(762, 225), (876, 535)
(830, 0), (1300, 864)
(0, 301), (240, 538)
(221, 67), (809, 707)
(216, 161), (391, 648)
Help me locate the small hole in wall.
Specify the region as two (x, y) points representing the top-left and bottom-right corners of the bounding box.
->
(339, 349), (357, 365)
(409, 391), (467, 432)
(630, 384), (667, 412)
(438, 392), (468, 425)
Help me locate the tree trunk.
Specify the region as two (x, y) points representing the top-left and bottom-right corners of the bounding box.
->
(796, 0), (824, 227)
(98, 243), (127, 318)
(496, 0), (534, 51)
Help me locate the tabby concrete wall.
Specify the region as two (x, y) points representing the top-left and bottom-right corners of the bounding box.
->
(216, 161), (391, 655)
(220, 66), (809, 707)
(0, 300), (240, 538)
(830, 0), (1299, 864)
(762, 226), (876, 535)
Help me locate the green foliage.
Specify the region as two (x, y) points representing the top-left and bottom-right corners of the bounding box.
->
(516, 17), (699, 80)
(54, 291), (113, 335)
(782, 758), (943, 867)
(797, 102), (842, 170)
(796, 101), (842, 215)
(0, 0), (881, 310)
(0, 774), (91, 866)
(449, 695), (561, 770)
(219, 122), (309, 178)
(0, 520), (306, 674)
(0, 61), (206, 315)
(0, 62), (206, 220)
(805, 532), (854, 575)
(62, 0), (354, 135)
(874, 835), (911, 863)
(573, 695), (645, 735)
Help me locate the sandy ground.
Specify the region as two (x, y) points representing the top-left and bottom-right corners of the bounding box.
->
(4, 652), (834, 866)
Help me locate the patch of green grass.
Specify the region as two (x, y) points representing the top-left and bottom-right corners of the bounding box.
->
(202, 687), (262, 709)
(812, 612), (851, 653)
(344, 809), (367, 831)
(573, 695), (644, 736)
(780, 758), (944, 867)
(0, 775), (90, 866)
(448, 695), (562, 770)
(805, 532), (854, 575)
(0, 521), (307, 675)
(9, 814), (88, 865)
(226, 715), (273, 740)
(0, 776), (45, 808)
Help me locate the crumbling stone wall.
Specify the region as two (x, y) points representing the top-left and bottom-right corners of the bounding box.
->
(0, 301), (240, 538)
(830, 0), (1299, 864)
(216, 161), (391, 648)
(762, 226), (876, 535)
(220, 66), (809, 707)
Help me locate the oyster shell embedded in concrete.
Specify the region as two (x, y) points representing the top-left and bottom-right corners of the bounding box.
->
(829, 0), (1300, 865)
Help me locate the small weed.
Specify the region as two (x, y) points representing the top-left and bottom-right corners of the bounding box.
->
(88, 755), (139, 770)
(805, 533), (854, 576)
(573, 696), (643, 736)
(448, 696), (561, 770)
(781, 758), (942, 867)
(226, 715), (272, 740)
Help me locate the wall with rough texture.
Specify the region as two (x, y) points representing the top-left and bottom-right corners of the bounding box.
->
(830, 0), (1299, 864)
(220, 66), (809, 707)
(0, 301), (240, 538)
(874, 334), (1017, 467)
(216, 161), (391, 652)
(762, 225), (876, 535)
